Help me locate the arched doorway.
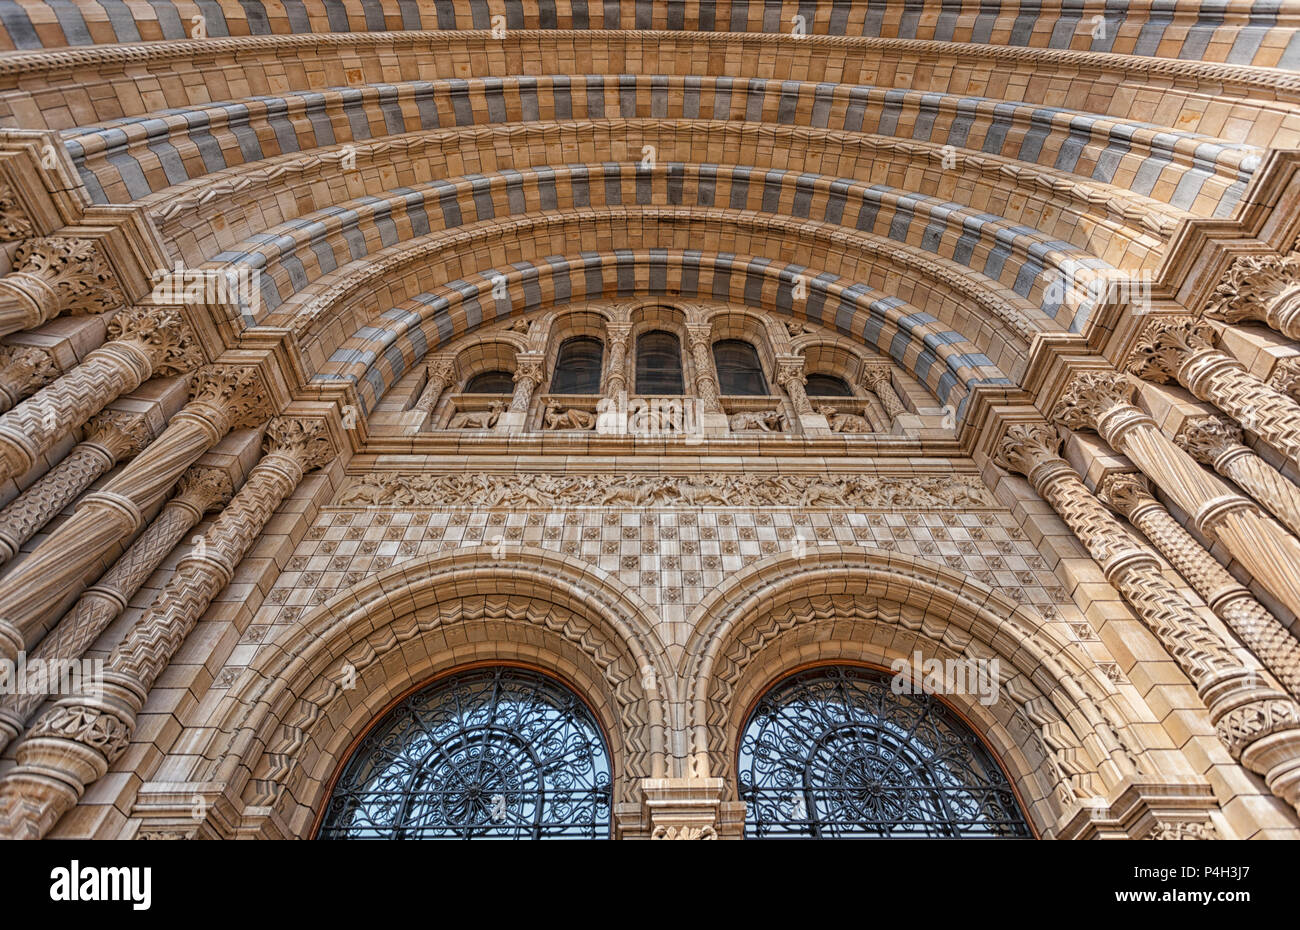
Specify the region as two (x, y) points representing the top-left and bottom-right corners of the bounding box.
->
(318, 666), (613, 839)
(738, 665), (1030, 838)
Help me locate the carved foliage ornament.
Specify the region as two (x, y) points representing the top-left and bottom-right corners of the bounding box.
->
(262, 417), (334, 474)
(107, 306), (204, 376)
(1095, 472), (1155, 519)
(172, 466), (234, 514)
(1125, 317), (1217, 384)
(0, 343), (59, 393)
(11, 237), (124, 315)
(1052, 370), (1137, 432)
(188, 365), (271, 429)
(83, 410), (151, 461)
(1206, 252), (1300, 324)
(0, 181), (34, 241)
(1175, 415), (1244, 465)
(993, 422), (1063, 479)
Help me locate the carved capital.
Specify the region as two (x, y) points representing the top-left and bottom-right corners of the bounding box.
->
(1096, 472), (1157, 519)
(1267, 357), (1300, 401)
(993, 422), (1064, 480)
(261, 417), (334, 474)
(1206, 252), (1300, 327)
(107, 306), (205, 377)
(775, 356), (806, 386)
(171, 466), (234, 515)
(1125, 316), (1217, 384)
(1052, 370), (1136, 432)
(4, 237), (124, 318)
(1175, 415), (1246, 467)
(23, 702), (133, 761)
(685, 323), (713, 349)
(82, 410), (151, 462)
(857, 361), (892, 390)
(426, 357), (456, 391)
(0, 343), (59, 397)
(188, 365), (272, 430)
(512, 355), (545, 386)
(604, 322), (632, 350)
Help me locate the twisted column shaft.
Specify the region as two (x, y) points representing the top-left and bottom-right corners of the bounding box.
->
(0, 417), (333, 839)
(0, 411), (150, 565)
(1098, 472), (1300, 699)
(0, 466), (232, 751)
(996, 423), (1300, 815)
(776, 356), (812, 416)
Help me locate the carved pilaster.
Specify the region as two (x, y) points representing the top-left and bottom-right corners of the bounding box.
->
(0, 307), (201, 484)
(1206, 252), (1300, 339)
(994, 422), (1300, 815)
(1097, 471), (1300, 699)
(858, 361), (906, 419)
(776, 356), (813, 416)
(509, 354), (545, 413)
(411, 356), (456, 416)
(1127, 315), (1300, 468)
(0, 344), (59, 413)
(1177, 415), (1300, 541)
(1054, 370), (1300, 623)
(0, 237), (125, 336)
(603, 323), (631, 398)
(686, 324), (722, 413)
(0, 421), (334, 839)
(0, 411), (150, 564)
(0, 466), (232, 752)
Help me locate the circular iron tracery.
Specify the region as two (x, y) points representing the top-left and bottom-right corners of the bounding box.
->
(319, 667), (612, 839)
(738, 666), (1030, 838)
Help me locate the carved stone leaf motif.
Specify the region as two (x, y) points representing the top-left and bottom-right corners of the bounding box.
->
(0, 181), (35, 241)
(13, 237), (124, 315)
(1125, 317), (1218, 384)
(108, 307), (205, 376)
(263, 417), (334, 472)
(1206, 252), (1300, 324)
(1146, 820), (1218, 840)
(1175, 415), (1243, 464)
(1052, 370), (1136, 431)
(651, 825), (717, 840)
(188, 365), (271, 428)
(173, 466), (234, 514)
(335, 472), (997, 509)
(0, 344), (59, 393)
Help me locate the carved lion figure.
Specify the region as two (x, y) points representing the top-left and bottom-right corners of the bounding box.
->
(543, 404), (596, 430)
(729, 409), (786, 432)
(448, 402), (505, 429)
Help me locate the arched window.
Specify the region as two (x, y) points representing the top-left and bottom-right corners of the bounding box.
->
(805, 373), (854, 397)
(319, 667), (612, 839)
(550, 336), (604, 394)
(712, 339), (768, 395)
(738, 666), (1030, 838)
(464, 370), (514, 394)
(635, 330), (685, 395)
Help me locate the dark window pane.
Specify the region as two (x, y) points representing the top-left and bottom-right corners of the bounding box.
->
(713, 339), (768, 395)
(805, 374), (854, 397)
(464, 370), (514, 394)
(635, 330), (685, 395)
(550, 336), (604, 394)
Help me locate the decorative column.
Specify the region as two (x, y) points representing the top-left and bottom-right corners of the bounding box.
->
(0, 306), (203, 484)
(1054, 370), (1300, 622)
(0, 237), (124, 336)
(410, 355), (456, 420)
(1206, 251), (1300, 339)
(0, 466), (233, 751)
(0, 417), (334, 840)
(1097, 471), (1300, 699)
(995, 422), (1300, 814)
(685, 324), (723, 414)
(858, 360), (907, 421)
(0, 410), (151, 565)
(0, 344), (59, 413)
(1176, 414), (1300, 541)
(498, 353), (544, 431)
(775, 354), (828, 432)
(1267, 357), (1300, 403)
(603, 323), (631, 398)
(1126, 316), (1300, 468)
(0, 365), (268, 665)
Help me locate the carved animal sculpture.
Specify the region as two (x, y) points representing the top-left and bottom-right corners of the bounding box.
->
(448, 402), (505, 429)
(544, 404), (597, 430)
(729, 409), (786, 432)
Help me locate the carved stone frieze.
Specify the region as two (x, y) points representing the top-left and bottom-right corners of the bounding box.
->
(335, 471), (997, 509)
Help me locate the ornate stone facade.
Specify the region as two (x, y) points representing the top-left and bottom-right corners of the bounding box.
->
(0, 2), (1296, 844)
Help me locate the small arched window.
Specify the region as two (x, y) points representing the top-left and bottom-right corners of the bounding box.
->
(635, 330), (685, 395)
(550, 336), (604, 394)
(713, 339), (768, 395)
(805, 374), (854, 397)
(464, 370), (514, 394)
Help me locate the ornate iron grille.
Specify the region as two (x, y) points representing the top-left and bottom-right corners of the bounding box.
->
(739, 666), (1030, 838)
(319, 667), (612, 839)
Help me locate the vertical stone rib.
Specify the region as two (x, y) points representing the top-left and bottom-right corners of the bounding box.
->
(0, 417), (332, 840)
(995, 423), (1300, 816)
(0, 467), (232, 751)
(1097, 472), (1300, 699)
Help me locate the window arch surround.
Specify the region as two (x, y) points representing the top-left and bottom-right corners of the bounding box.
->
(315, 661), (615, 840)
(735, 661), (1033, 839)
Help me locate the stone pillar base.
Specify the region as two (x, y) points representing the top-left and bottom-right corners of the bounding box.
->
(495, 410), (528, 432)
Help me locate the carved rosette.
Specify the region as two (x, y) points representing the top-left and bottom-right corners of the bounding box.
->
(0, 344), (59, 411)
(107, 306), (205, 378)
(0, 237), (125, 334)
(1206, 252), (1300, 337)
(775, 356), (813, 416)
(1125, 316), (1218, 384)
